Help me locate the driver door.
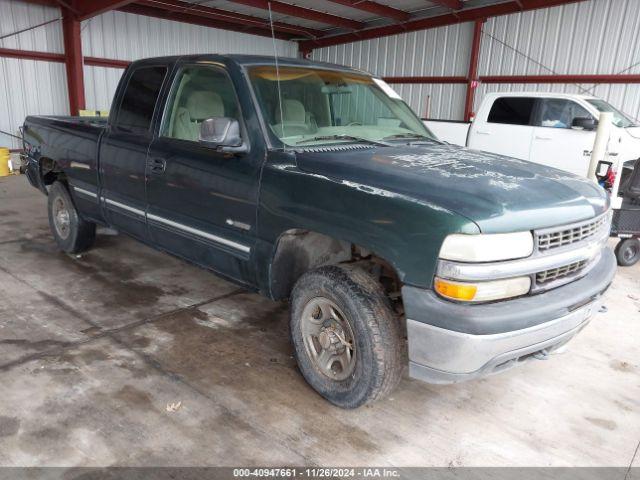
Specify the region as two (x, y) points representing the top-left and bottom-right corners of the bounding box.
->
(145, 64), (262, 284)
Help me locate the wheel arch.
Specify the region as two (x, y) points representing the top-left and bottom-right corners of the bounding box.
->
(39, 156), (67, 189)
(267, 228), (402, 302)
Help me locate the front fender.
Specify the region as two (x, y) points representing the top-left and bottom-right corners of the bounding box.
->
(255, 153), (479, 295)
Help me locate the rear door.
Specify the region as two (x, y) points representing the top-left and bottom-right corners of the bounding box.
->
(468, 96), (536, 160)
(98, 64), (168, 241)
(529, 98), (597, 176)
(145, 63), (262, 284)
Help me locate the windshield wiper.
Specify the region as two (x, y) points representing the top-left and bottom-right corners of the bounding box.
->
(382, 133), (440, 143)
(296, 134), (390, 146)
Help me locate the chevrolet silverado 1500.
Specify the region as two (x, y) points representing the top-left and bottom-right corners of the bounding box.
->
(23, 55), (616, 408)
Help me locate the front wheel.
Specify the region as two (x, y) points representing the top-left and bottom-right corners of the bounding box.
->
(290, 265), (403, 408)
(47, 181), (96, 254)
(615, 238), (640, 267)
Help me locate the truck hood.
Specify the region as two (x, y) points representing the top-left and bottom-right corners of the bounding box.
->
(295, 142), (609, 233)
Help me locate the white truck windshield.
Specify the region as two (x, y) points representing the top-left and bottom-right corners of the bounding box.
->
(586, 99), (637, 128)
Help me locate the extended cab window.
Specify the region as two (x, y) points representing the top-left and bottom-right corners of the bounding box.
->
(487, 97), (535, 125)
(115, 66), (167, 132)
(536, 99), (592, 129)
(161, 66), (240, 142)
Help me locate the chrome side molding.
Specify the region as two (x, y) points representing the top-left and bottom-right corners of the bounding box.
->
(71, 185), (251, 255)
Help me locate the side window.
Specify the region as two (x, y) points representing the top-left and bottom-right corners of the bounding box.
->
(537, 99), (593, 129)
(115, 66), (167, 132)
(487, 97), (535, 126)
(161, 66), (240, 142)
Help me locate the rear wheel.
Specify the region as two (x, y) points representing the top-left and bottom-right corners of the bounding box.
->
(290, 265), (403, 408)
(615, 238), (640, 267)
(48, 181), (96, 253)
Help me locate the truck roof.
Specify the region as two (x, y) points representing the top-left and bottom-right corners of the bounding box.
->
(129, 54), (371, 76)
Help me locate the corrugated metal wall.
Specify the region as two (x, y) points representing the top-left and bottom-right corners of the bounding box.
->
(476, 0), (640, 121)
(0, 1), (66, 148)
(83, 11), (298, 111)
(312, 23), (472, 119)
(0, 1), (297, 148)
(312, 0), (640, 122)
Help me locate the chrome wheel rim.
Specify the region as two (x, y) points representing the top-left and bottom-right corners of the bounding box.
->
(52, 196), (71, 240)
(300, 297), (356, 381)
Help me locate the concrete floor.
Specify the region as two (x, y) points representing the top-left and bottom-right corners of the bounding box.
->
(0, 175), (638, 468)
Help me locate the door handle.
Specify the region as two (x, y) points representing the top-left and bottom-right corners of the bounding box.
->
(535, 135), (552, 140)
(476, 130), (491, 135)
(148, 158), (166, 173)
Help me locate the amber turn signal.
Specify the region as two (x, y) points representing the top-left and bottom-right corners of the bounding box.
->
(434, 278), (478, 301)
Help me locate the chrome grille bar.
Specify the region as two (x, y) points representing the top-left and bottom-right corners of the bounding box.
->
(536, 259), (589, 284)
(536, 212), (610, 252)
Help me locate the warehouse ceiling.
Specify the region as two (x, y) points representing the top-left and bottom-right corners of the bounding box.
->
(26, 0), (585, 49)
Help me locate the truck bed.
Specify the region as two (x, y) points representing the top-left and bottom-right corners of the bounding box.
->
(23, 115), (107, 195)
(25, 114), (108, 129)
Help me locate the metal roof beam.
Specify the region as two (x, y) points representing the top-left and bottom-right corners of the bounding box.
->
(326, 0), (410, 22)
(301, 0), (585, 49)
(76, 0), (137, 20)
(12, 0), (308, 40)
(135, 0), (323, 38)
(16, 0), (58, 6)
(429, 0), (463, 10)
(119, 3), (295, 40)
(225, 0), (365, 30)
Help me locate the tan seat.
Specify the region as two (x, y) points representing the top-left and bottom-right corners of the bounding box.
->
(273, 99), (315, 137)
(173, 90), (225, 141)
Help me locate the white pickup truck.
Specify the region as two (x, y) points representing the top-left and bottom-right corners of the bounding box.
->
(425, 92), (640, 178)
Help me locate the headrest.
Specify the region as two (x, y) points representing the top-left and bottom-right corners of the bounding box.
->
(186, 91), (224, 121)
(276, 99), (306, 124)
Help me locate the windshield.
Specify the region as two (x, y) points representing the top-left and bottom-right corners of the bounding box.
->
(586, 99), (637, 128)
(248, 66), (436, 146)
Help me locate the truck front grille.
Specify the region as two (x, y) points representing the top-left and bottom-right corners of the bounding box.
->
(536, 214), (609, 252)
(536, 259), (589, 284)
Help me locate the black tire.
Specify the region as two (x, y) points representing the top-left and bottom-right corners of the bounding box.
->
(290, 265), (403, 408)
(47, 181), (96, 254)
(615, 238), (640, 267)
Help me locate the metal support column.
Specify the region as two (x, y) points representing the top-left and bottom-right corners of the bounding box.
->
(62, 10), (85, 115)
(464, 19), (484, 122)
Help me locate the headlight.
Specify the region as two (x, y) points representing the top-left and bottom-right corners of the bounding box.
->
(434, 276), (531, 302)
(439, 232), (534, 262)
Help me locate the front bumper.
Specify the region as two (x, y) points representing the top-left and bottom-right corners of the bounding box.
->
(404, 248), (616, 384)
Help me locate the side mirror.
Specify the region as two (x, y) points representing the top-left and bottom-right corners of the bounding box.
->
(596, 160), (612, 179)
(572, 117), (598, 131)
(199, 117), (247, 153)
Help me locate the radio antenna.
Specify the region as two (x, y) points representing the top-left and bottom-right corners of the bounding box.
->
(268, 2), (286, 148)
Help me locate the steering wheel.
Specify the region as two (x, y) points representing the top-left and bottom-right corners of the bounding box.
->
(347, 122), (362, 126)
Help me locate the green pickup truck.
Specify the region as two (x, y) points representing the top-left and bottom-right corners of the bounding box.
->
(23, 55), (616, 408)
